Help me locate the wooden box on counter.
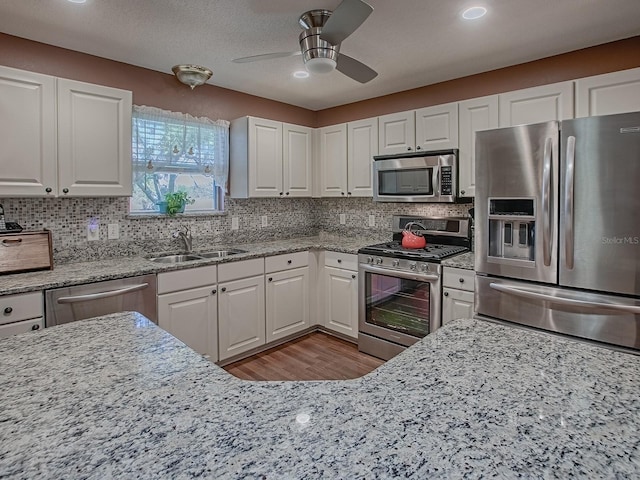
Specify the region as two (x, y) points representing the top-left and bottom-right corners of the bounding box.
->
(0, 230), (53, 274)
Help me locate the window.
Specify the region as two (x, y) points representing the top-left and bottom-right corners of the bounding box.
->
(130, 105), (229, 214)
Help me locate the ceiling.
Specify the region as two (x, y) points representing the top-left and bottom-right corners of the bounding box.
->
(0, 0), (639, 111)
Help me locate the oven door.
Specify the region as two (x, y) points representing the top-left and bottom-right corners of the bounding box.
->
(358, 263), (441, 347)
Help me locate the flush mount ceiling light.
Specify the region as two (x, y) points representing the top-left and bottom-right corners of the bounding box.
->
(67, 0), (87, 3)
(462, 6), (487, 20)
(293, 70), (310, 79)
(171, 64), (213, 90)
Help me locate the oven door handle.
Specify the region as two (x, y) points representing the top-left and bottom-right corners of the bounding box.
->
(360, 264), (439, 282)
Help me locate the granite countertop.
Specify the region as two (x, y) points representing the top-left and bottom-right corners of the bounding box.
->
(441, 251), (475, 270)
(0, 234), (377, 296)
(1, 313), (639, 478)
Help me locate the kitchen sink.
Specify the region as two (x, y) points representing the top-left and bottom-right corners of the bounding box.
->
(196, 249), (246, 258)
(148, 254), (204, 264)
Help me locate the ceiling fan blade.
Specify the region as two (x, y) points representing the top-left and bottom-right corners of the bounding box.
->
(320, 0), (373, 45)
(233, 51), (301, 63)
(336, 54), (377, 83)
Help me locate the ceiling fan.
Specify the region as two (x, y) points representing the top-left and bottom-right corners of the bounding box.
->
(232, 0), (377, 83)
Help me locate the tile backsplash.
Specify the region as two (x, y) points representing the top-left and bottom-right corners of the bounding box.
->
(2, 196), (472, 263)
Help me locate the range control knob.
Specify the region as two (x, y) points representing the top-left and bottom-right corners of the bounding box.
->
(367, 256), (374, 264)
(392, 259), (400, 267)
(375, 257), (383, 265)
(409, 262), (417, 271)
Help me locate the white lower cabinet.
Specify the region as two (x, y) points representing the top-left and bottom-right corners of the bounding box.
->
(157, 265), (218, 361)
(158, 286), (218, 361)
(218, 275), (266, 361)
(442, 267), (475, 325)
(323, 252), (359, 339)
(266, 267), (310, 342)
(0, 291), (44, 339)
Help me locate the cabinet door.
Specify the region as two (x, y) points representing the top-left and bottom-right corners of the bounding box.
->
(458, 95), (499, 197)
(576, 67), (640, 117)
(319, 124), (348, 197)
(347, 118), (377, 197)
(415, 103), (459, 151)
(323, 266), (358, 339)
(157, 286), (218, 361)
(218, 275), (266, 360)
(57, 79), (132, 196)
(283, 123), (312, 197)
(499, 82), (574, 127)
(266, 266), (309, 342)
(0, 66), (57, 197)
(248, 117), (283, 197)
(442, 288), (474, 326)
(378, 111), (415, 155)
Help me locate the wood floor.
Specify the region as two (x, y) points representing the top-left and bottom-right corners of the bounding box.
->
(223, 331), (385, 381)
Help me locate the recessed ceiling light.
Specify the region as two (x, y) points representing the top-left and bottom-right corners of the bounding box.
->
(462, 6), (487, 20)
(67, 0), (87, 3)
(293, 70), (310, 79)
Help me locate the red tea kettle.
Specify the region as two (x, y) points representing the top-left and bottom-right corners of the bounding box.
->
(401, 222), (427, 249)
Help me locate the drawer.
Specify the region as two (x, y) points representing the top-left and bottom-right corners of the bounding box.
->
(218, 258), (265, 283)
(0, 317), (44, 338)
(157, 265), (217, 294)
(324, 251), (358, 271)
(0, 291), (44, 325)
(443, 267), (475, 292)
(265, 251), (309, 273)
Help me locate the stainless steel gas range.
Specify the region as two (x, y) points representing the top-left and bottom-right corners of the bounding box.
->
(358, 216), (471, 360)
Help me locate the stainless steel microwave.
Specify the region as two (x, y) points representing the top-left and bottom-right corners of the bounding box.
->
(373, 149), (459, 203)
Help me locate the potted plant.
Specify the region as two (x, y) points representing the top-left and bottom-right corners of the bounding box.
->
(160, 191), (195, 216)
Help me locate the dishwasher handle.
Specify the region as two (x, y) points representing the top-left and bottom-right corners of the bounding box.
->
(56, 283), (149, 304)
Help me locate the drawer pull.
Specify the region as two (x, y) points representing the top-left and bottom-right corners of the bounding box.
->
(211, 289), (217, 295)
(287, 260), (292, 264)
(268, 277), (273, 282)
(2, 238), (22, 247)
(337, 259), (342, 264)
(31, 324), (40, 331)
(444, 292), (449, 297)
(459, 278), (465, 283)
(221, 287), (227, 292)
(352, 274), (356, 279)
(4, 307), (12, 314)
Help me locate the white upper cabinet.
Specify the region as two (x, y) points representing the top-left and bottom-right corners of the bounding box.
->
(378, 103), (458, 155)
(0, 66), (132, 198)
(283, 123), (313, 197)
(415, 103), (458, 151)
(576, 67), (640, 117)
(319, 123), (348, 197)
(378, 111), (415, 155)
(499, 81), (574, 127)
(57, 79), (132, 196)
(0, 66), (57, 197)
(230, 116), (312, 198)
(347, 118), (378, 197)
(458, 95), (499, 197)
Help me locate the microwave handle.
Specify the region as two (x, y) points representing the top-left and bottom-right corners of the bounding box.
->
(433, 165), (440, 196)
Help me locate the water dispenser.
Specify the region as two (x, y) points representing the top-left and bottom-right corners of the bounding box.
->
(487, 198), (535, 263)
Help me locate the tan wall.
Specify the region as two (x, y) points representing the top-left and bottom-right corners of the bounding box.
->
(2, 32), (640, 128)
(316, 36), (640, 126)
(0, 33), (316, 126)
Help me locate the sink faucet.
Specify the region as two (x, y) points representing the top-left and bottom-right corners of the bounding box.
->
(173, 225), (193, 252)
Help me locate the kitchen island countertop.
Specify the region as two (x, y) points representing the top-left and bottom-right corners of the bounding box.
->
(1, 313), (639, 479)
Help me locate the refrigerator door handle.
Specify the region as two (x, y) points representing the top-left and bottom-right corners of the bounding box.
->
(564, 135), (576, 270)
(489, 282), (640, 315)
(542, 137), (553, 266)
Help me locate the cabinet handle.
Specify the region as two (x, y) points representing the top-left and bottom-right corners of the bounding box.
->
(268, 277), (273, 282)
(407, 147), (412, 151)
(45, 187), (52, 193)
(211, 289), (217, 295)
(285, 192), (290, 196)
(279, 192), (283, 196)
(459, 278), (465, 283)
(287, 260), (292, 264)
(352, 274), (356, 279)
(4, 307), (12, 315)
(221, 287), (226, 292)
(341, 192), (345, 196)
(337, 259), (342, 263)
(62, 188), (69, 194)
(31, 324), (40, 331)
(416, 146), (422, 150)
(444, 291), (449, 297)
(347, 192), (352, 196)
(461, 190), (466, 195)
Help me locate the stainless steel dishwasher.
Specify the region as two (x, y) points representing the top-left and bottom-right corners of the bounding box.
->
(45, 274), (157, 326)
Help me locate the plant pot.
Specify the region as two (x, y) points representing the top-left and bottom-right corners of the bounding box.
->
(157, 202), (168, 214)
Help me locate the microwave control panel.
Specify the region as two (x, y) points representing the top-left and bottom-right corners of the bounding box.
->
(440, 166), (453, 195)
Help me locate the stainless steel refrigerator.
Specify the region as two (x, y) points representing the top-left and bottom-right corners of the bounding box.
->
(475, 111), (640, 351)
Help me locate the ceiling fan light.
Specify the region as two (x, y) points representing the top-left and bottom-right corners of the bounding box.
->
(171, 64), (213, 90)
(305, 57), (337, 74)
